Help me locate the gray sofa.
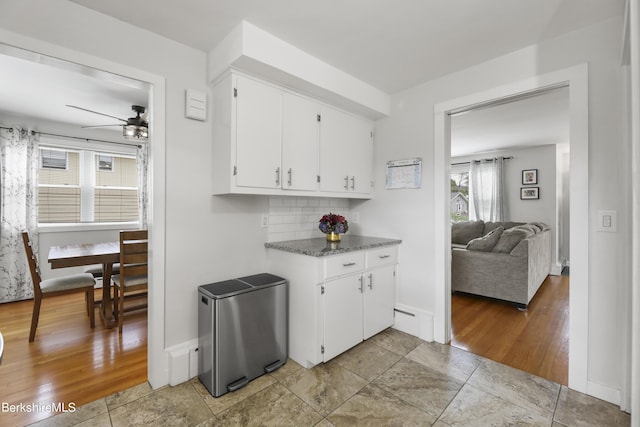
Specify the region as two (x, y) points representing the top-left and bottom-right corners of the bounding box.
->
(451, 220), (552, 308)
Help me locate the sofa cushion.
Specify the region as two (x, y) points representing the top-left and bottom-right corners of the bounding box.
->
(467, 226), (504, 252)
(484, 221), (525, 234)
(452, 220), (485, 245)
(492, 227), (530, 254)
(529, 221), (550, 232)
(512, 225), (537, 235)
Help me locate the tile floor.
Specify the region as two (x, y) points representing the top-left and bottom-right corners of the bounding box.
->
(29, 329), (630, 426)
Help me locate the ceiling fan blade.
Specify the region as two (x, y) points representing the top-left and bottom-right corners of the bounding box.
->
(81, 124), (124, 129)
(66, 104), (128, 123)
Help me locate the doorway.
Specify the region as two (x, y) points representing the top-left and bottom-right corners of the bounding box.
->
(433, 64), (590, 393)
(0, 38), (167, 394)
(447, 87), (570, 384)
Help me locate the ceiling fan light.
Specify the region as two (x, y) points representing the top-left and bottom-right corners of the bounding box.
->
(123, 124), (148, 141)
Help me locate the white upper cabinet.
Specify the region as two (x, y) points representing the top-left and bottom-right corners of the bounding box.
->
(282, 93), (319, 191)
(212, 71), (372, 198)
(319, 106), (373, 194)
(235, 75), (282, 189)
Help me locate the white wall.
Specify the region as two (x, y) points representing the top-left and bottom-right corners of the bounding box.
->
(361, 17), (626, 401)
(558, 145), (571, 267)
(452, 144), (560, 271)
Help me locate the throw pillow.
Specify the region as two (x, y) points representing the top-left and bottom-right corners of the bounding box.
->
(483, 222), (502, 234)
(452, 220), (485, 245)
(492, 228), (529, 253)
(466, 226), (504, 252)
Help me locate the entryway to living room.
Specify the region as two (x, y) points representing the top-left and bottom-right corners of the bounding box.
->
(448, 86), (571, 386)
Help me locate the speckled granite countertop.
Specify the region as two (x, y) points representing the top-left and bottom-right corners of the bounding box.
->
(265, 235), (402, 257)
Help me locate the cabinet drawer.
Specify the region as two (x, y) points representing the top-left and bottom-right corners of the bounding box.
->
(366, 246), (398, 269)
(324, 252), (365, 279)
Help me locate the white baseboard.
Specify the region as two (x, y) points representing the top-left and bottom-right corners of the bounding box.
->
(166, 338), (199, 386)
(392, 304), (434, 342)
(550, 263), (563, 276)
(586, 380), (621, 406)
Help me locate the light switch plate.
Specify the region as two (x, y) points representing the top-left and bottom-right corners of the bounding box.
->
(596, 210), (617, 232)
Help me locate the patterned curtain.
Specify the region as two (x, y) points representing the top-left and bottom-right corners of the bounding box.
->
(0, 127), (39, 303)
(136, 143), (149, 229)
(469, 156), (506, 222)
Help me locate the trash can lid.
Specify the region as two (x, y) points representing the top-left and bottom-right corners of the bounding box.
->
(199, 279), (252, 298)
(237, 273), (286, 287)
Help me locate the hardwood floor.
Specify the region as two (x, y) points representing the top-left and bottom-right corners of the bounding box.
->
(0, 289), (147, 427)
(451, 274), (569, 386)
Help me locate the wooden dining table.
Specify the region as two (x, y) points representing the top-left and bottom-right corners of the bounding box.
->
(48, 242), (120, 328)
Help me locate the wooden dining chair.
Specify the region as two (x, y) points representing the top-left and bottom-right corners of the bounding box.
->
(112, 230), (148, 333)
(21, 232), (96, 342)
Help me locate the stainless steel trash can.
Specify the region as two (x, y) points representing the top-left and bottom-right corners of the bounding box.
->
(198, 273), (287, 397)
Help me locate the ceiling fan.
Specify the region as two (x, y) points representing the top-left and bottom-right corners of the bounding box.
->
(66, 104), (149, 141)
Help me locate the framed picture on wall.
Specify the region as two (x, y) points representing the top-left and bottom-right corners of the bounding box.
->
(522, 169), (538, 185)
(520, 187), (540, 200)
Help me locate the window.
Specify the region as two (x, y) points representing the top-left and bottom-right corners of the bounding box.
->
(97, 155), (114, 171)
(38, 146), (139, 224)
(450, 169), (469, 222)
(40, 148), (68, 170)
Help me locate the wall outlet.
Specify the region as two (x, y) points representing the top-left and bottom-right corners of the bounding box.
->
(261, 214), (269, 228)
(351, 212), (360, 224)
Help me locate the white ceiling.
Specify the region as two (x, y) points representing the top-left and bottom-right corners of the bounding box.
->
(0, 1), (622, 148)
(70, 0), (623, 93)
(0, 45), (149, 137)
(451, 86), (570, 157)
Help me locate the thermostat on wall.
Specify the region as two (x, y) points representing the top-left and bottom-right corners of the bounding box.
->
(185, 89), (207, 121)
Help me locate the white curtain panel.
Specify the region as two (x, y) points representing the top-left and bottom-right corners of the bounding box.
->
(136, 143), (149, 229)
(0, 127), (39, 303)
(469, 156), (506, 222)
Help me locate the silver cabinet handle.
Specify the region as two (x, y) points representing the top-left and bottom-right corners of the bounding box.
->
(287, 168), (292, 186)
(344, 175), (349, 190)
(358, 276), (364, 293)
(275, 167), (280, 186)
(350, 176), (355, 190)
(379, 255), (391, 259)
(343, 262), (356, 267)
(368, 273), (373, 289)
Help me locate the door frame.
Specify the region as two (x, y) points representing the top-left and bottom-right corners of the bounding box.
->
(433, 64), (589, 393)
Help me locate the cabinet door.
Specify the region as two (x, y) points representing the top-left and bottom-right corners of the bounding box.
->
(319, 106), (354, 193)
(282, 93), (319, 191)
(363, 265), (395, 339)
(319, 106), (372, 194)
(323, 274), (364, 361)
(234, 76), (282, 189)
(350, 119), (373, 194)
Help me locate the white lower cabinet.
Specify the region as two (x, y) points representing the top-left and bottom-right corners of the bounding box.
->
(363, 263), (396, 339)
(267, 243), (398, 368)
(322, 274), (364, 361)
(322, 263), (396, 361)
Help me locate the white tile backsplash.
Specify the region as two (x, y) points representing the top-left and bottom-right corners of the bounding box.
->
(267, 196), (351, 242)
